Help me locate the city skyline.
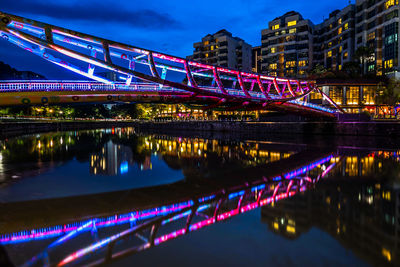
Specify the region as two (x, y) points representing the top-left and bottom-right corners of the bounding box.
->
(0, 0), (352, 79)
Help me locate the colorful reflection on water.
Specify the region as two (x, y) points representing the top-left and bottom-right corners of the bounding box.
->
(0, 128), (399, 266)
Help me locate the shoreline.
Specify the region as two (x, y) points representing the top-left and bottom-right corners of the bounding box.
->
(1, 120), (400, 138)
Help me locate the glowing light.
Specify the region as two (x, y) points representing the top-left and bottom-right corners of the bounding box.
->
(120, 161), (129, 174)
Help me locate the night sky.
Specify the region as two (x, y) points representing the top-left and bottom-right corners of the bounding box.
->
(0, 0), (352, 79)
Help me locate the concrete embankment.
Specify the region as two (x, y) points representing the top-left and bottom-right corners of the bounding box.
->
(1, 120), (400, 137)
(132, 121), (400, 137)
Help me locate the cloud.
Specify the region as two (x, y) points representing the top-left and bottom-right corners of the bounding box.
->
(1, 0), (182, 29)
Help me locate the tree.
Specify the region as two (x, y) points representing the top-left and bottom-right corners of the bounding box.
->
(342, 61), (361, 77)
(376, 78), (400, 107)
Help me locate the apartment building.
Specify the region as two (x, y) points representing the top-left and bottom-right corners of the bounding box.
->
(261, 11), (314, 77)
(189, 29), (252, 72)
(355, 0), (400, 77)
(314, 5), (356, 71)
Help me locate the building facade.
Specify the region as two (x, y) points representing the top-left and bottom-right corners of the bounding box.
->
(261, 11), (314, 77)
(314, 5), (356, 71)
(189, 29), (252, 72)
(260, 1), (400, 78)
(355, 0), (400, 77)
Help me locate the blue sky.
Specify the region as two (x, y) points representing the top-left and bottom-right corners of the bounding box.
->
(0, 0), (352, 78)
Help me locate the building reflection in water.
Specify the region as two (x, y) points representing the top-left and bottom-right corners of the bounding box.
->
(261, 151), (400, 266)
(90, 141), (135, 176)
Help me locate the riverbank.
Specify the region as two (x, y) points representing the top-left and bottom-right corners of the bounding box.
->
(0, 120), (133, 137)
(1, 120), (400, 138)
(133, 121), (400, 137)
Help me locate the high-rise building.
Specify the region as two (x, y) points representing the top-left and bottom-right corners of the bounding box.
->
(261, 11), (314, 77)
(355, 0), (400, 77)
(260, 2), (400, 78)
(314, 5), (356, 71)
(189, 29), (252, 71)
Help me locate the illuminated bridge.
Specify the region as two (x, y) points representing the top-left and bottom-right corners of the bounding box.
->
(0, 12), (344, 117)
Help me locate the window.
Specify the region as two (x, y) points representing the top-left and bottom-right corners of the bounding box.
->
(287, 20), (297, 27)
(338, 27), (343, 35)
(367, 32), (376, 41)
(205, 53), (209, 58)
(368, 64), (375, 72)
(289, 28), (297, 34)
(339, 46), (343, 53)
(344, 52), (348, 59)
(385, 33), (398, 45)
(363, 86), (375, 104)
(272, 24), (280, 30)
(271, 47), (277, 53)
(298, 60), (307, 67)
(327, 51), (332, 57)
(385, 0), (399, 9)
(285, 61), (296, 68)
(269, 63), (277, 70)
(310, 91), (322, 100)
(385, 59), (394, 68)
(328, 42), (332, 48)
(346, 86), (359, 105)
(203, 41), (209, 46)
(329, 86), (343, 105)
(344, 23), (349, 30)
(338, 18), (342, 25)
(211, 45), (214, 50)
(338, 64), (342, 70)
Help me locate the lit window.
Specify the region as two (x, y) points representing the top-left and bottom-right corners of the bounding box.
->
(382, 248), (392, 262)
(385, 0), (399, 9)
(289, 28), (297, 34)
(339, 46), (343, 53)
(346, 86), (359, 105)
(367, 32), (376, 41)
(287, 20), (297, 27)
(211, 45), (214, 50)
(203, 41), (209, 46)
(329, 86), (343, 105)
(338, 27), (343, 35)
(328, 42), (332, 47)
(344, 52), (348, 59)
(344, 23), (349, 30)
(298, 60), (307, 67)
(385, 59), (394, 68)
(205, 53), (209, 58)
(285, 61), (296, 68)
(271, 47), (276, 53)
(338, 18), (342, 25)
(329, 24), (333, 30)
(269, 63), (277, 70)
(338, 65), (342, 70)
(327, 51), (332, 57)
(272, 24), (280, 30)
